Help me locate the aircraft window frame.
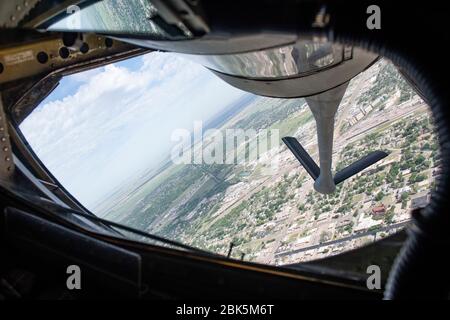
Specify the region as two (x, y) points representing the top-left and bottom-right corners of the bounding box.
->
(11, 52), (439, 268)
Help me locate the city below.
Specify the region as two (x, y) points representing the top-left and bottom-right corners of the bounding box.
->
(101, 59), (438, 266)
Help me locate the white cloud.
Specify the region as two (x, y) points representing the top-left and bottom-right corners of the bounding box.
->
(69, 67), (103, 83)
(20, 52), (245, 210)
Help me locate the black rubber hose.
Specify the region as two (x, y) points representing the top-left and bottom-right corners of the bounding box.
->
(323, 1), (450, 299)
(383, 209), (450, 299)
(376, 48), (450, 298)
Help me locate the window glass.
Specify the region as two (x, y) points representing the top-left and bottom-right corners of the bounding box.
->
(46, 0), (190, 39)
(19, 52), (438, 264)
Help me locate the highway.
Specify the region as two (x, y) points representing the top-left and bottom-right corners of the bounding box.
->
(275, 220), (410, 258)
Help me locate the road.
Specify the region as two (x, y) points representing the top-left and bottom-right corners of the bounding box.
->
(275, 220), (409, 258)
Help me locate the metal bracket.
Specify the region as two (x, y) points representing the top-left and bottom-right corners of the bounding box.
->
(0, 93), (15, 180)
(0, 0), (40, 27)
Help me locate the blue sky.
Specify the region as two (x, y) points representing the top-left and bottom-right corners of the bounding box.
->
(20, 52), (246, 210)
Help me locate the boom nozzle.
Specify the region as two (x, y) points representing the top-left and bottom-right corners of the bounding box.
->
(283, 83), (388, 194)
